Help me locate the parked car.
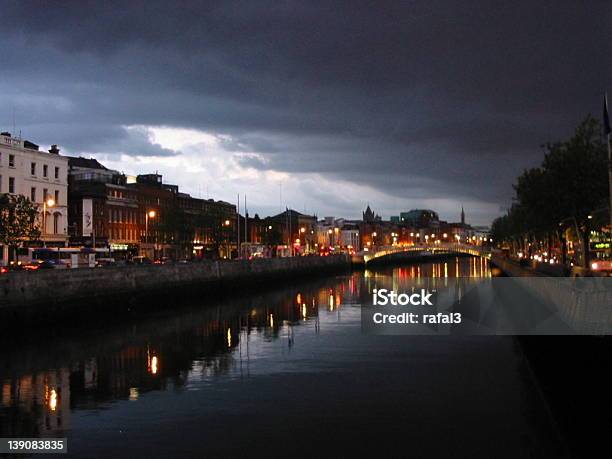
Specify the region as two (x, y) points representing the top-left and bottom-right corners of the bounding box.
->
(96, 258), (117, 267)
(131, 256), (153, 265)
(154, 257), (172, 265)
(0, 264), (26, 274)
(24, 260), (61, 270)
(591, 259), (612, 274)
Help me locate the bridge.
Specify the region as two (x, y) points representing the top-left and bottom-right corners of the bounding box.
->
(352, 243), (491, 266)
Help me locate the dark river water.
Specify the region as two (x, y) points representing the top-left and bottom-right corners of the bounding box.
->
(0, 257), (569, 458)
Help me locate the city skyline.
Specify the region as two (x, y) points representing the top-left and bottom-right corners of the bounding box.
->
(1, 1), (611, 225)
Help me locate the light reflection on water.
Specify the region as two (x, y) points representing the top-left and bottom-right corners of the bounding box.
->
(0, 257), (566, 457)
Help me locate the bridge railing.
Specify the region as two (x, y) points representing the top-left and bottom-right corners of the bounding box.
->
(358, 243), (490, 263)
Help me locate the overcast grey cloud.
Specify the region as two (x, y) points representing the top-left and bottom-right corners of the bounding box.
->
(1, 0), (610, 224)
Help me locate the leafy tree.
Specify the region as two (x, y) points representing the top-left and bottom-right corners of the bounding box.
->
(0, 194), (41, 262)
(492, 115), (609, 268)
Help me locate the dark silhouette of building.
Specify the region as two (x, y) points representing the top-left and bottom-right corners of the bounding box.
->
(67, 157), (140, 256)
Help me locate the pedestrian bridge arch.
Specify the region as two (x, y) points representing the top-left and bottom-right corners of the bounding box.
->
(353, 243), (490, 266)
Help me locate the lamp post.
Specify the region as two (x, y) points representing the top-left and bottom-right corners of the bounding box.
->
(223, 219), (231, 259)
(42, 198), (55, 248)
(145, 210), (156, 258)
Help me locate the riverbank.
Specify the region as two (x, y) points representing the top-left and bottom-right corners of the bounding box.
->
(492, 255), (612, 456)
(0, 255), (351, 326)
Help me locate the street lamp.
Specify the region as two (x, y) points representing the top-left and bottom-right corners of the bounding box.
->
(145, 210), (156, 256)
(221, 219), (231, 259)
(42, 198), (55, 247)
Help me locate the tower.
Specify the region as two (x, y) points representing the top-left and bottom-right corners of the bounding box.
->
(461, 206), (465, 225)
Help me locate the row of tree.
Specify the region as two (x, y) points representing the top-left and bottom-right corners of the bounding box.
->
(490, 116), (610, 267)
(0, 194), (40, 261)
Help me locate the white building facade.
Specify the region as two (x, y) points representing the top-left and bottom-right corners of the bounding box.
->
(0, 133), (69, 264)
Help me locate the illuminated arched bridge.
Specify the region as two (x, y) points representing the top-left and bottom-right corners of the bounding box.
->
(353, 243), (491, 266)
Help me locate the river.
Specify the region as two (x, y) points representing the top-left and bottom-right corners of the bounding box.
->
(0, 257), (569, 457)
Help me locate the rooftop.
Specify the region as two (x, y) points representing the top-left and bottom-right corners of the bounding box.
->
(67, 156), (109, 170)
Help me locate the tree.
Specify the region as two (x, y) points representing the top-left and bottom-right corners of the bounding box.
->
(492, 115), (609, 268)
(0, 194), (41, 262)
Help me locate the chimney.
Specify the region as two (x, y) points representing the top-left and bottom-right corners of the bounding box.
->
(1, 132), (11, 137)
(49, 144), (60, 154)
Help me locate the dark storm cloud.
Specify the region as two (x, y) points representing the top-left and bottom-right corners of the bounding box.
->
(1, 0), (610, 223)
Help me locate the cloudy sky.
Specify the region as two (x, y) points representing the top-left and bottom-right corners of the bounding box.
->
(1, 1), (611, 225)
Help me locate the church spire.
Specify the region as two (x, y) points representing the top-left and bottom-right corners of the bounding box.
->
(461, 206), (465, 225)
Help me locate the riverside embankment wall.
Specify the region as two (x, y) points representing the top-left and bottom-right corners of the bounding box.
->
(0, 255), (351, 315)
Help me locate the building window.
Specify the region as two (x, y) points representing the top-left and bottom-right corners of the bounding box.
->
(54, 167), (59, 179)
(9, 177), (15, 193)
(9, 155), (15, 167)
(43, 188), (48, 201)
(54, 190), (59, 203)
(31, 187), (36, 202)
(31, 162), (36, 176)
(53, 213), (59, 234)
(43, 165), (48, 178)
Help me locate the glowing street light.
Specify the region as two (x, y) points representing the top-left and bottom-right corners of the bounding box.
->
(145, 210), (156, 245)
(42, 197), (55, 246)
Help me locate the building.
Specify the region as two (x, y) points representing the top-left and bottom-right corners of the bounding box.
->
(316, 217), (361, 253)
(446, 207), (474, 243)
(264, 209), (317, 255)
(362, 205), (382, 223)
(67, 157), (140, 257)
(127, 173), (179, 259)
(175, 191), (237, 260)
(68, 160), (238, 260)
(359, 206), (390, 249)
(397, 209), (440, 229)
(0, 132), (69, 264)
(129, 173), (237, 260)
